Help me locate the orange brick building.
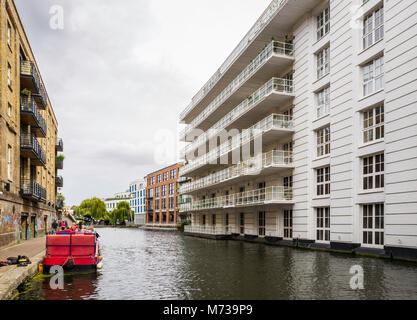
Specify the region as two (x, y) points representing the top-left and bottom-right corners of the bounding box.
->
(145, 163), (183, 226)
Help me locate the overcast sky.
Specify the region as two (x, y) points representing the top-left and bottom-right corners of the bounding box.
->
(14, 0), (271, 205)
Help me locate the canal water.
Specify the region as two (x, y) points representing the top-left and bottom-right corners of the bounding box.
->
(16, 228), (417, 300)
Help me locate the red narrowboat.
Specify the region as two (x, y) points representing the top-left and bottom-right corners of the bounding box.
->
(43, 230), (103, 273)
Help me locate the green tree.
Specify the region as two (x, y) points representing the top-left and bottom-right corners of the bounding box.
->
(74, 197), (107, 220)
(108, 201), (133, 225)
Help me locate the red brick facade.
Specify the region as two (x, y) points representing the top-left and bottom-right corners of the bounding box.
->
(145, 163), (183, 225)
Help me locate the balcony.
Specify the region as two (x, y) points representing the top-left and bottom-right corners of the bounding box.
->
(56, 176), (64, 188)
(184, 225), (232, 236)
(20, 60), (41, 94)
(21, 180), (46, 203)
(56, 138), (64, 152)
(56, 157), (64, 170)
(180, 113), (294, 176)
(180, 186), (293, 213)
(20, 133), (46, 166)
(180, 0), (321, 124)
(183, 77), (294, 154)
(56, 197), (64, 210)
(180, 42), (295, 141)
(180, 150), (293, 195)
(20, 95), (46, 137)
(33, 85), (47, 110)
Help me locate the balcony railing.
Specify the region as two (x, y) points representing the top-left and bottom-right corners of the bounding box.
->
(56, 138), (64, 152)
(183, 77), (294, 154)
(20, 133), (46, 165)
(180, 40), (294, 138)
(180, 150), (293, 194)
(33, 85), (47, 109)
(180, 186), (293, 212)
(20, 95), (46, 137)
(180, 113), (293, 176)
(184, 225), (232, 236)
(180, 0), (291, 121)
(20, 60), (41, 93)
(21, 179), (46, 202)
(56, 158), (64, 170)
(56, 176), (64, 188)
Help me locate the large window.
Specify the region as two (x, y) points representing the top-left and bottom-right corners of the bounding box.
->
(363, 56), (384, 96)
(363, 153), (384, 190)
(317, 87), (330, 118)
(317, 7), (330, 40)
(171, 169), (177, 179)
(363, 104), (384, 143)
(7, 64), (11, 87)
(316, 207), (330, 242)
(317, 47), (330, 79)
(317, 126), (331, 157)
(284, 210), (293, 239)
(317, 167), (330, 196)
(363, 7), (384, 49)
(169, 183), (175, 195)
(363, 203), (384, 246)
(258, 212), (266, 237)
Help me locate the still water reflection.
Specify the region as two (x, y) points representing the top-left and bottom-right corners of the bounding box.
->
(17, 228), (417, 300)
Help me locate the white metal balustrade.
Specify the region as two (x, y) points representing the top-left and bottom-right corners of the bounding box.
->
(180, 0), (291, 121)
(180, 150), (293, 194)
(184, 225), (232, 236)
(180, 40), (294, 138)
(183, 77), (294, 155)
(179, 186), (293, 212)
(180, 113), (294, 176)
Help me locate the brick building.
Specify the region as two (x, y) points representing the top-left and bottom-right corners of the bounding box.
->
(145, 163), (182, 226)
(0, 0), (63, 248)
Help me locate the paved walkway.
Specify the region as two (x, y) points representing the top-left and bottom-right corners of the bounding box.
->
(0, 237), (46, 300)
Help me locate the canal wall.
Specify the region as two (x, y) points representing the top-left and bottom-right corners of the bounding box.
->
(0, 250), (44, 300)
(184, 232), (417, 263)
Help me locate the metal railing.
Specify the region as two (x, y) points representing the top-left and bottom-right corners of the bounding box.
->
(180, 113), (293, 176)
(180, 40), (294, 138)
(56, 158), (64, 170)
(56, 138), (64, 151)
(183, 77), (294, 154)
(180, 186), (293, 212)
(180, 150), (293, 194)
(20, 95), (46, 135)
(184, 225), (232, 235)
(20, 60), (40, 92)
(56, 176), (64, 187)
(21, 179), (46, 202)
(20, 133), (46, 164)
(180, 0), (290, 120)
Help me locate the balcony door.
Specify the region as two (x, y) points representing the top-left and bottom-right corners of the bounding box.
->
(258, 211), (266, 237)
(240, 213), (245, 235)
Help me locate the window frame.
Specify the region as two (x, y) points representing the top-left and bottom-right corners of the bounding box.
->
(363, 7), (384, 50)
(363, 153), (385, 191)
(317, 7), (330, 41)
(317, 47), (330, 79)
(316, 207), (331, 242)
(316, 126), (331, 157)
(363, 56), (384, 97)
(317, 87), (330, 119)
(317, 166), (331, 197)
(363, 104), (384, 144)
(362, 203), (385, 247)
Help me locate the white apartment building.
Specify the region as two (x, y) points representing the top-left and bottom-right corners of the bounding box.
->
(129, 179), (147, 225)
(104, 191), (131, 212)
(178, 0), (417, 261)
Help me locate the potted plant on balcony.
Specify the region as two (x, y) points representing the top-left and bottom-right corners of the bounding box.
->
(21, 88), (31, 97)
(56, 155), (65, 162)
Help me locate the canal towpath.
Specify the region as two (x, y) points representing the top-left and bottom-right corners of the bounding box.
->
(0, 237), (46, 300)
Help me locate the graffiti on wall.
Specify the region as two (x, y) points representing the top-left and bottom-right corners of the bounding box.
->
(0, 212), (21, 232)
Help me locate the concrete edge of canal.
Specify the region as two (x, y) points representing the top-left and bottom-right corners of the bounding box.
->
(0, 251), (44, 300)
